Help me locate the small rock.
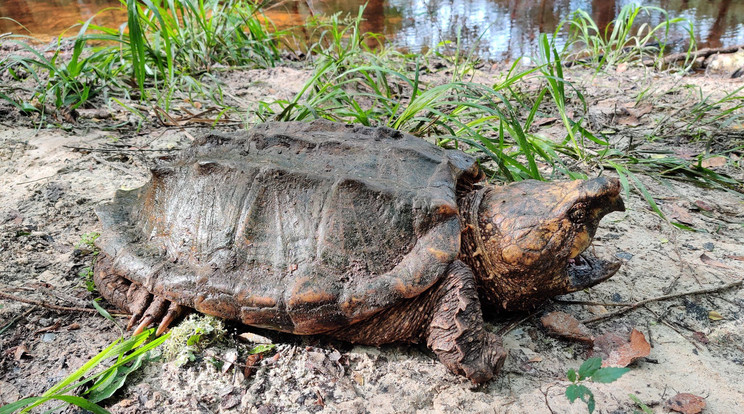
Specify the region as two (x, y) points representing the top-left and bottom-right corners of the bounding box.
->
(703, 242), (714, 251)
(616, 251), (634, 260)
(41, 333), (56, 343)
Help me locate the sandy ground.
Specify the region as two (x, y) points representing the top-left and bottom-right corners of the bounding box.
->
(1, 64), (743, 414)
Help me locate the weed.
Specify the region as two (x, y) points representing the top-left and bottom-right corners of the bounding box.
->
(563, 4), (695, 71)
(0, 329), (168, 414)
(77, 232), (101, 292)
(565, 357), (630, 413)
(163, 314), (226, 366)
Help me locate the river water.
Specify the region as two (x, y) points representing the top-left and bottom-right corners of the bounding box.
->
(1, 0), (743, 61)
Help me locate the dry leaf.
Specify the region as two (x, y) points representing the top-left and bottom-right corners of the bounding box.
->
(533, 117), (558, 127)
(692, 331), (710, 344)
(595, 328), (651, 368)
(527, 355), (543, 363)
(667, 203), (693, 224)
(700, 253), (731, 269)
(66, 323), (81, 331)
(244, 353), (262, 379)
(708, 310), (724, 321)
(238, 332), (273, 344)
(665, 393), (706, 414)
(700, 156), (727, 168)
(694, 200), (715, 211)
(13, 344), (29, 361)
(540, 311), (594, 344)
(674, 149), (699, 160)
(616, 63), (628, 73)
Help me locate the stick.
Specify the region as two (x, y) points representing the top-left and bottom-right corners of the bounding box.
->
(581, 279), (743, 324)
(63, 145), (176, 153)
(0, 291), (127, 316)
(662, 44), (744, 65)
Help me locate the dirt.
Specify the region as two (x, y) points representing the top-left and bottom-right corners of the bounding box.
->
(1, 63), (743, 414)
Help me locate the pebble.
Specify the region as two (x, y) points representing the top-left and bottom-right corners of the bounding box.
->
(41, 333), (56, 343)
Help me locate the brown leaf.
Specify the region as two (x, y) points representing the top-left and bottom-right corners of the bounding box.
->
(666, 203), (694, 225)
(66, 323), (81, 331)
(700, 156), (727, 168)
(692, 331), (710, 344)
(595, 328), (651, 368)
(244, 353), (262, 379)
(625, 102), (653, 118)
(694, 200), (715, 211)
(700, 253), (731, 269)
(533, 117), (558, 127)
(14, 344), (29, 361)
(540, 311), (594, 344)
(617, 115), (640, 126)
(674, 149), (699, 160)
(665, 393), (706, 414)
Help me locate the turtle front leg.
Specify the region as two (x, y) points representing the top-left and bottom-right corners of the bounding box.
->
(94, 253), (187, 335)
(426, 260), (507, 383)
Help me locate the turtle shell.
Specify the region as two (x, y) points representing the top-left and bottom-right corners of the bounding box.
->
(96, 120), (481, 334)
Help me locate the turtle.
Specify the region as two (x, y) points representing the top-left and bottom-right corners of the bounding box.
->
(94, 120), (625, 383)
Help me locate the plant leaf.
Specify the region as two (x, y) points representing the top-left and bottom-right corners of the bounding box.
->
(591, 367), (630, 383)
(567, 368), (577, 383)
(578, 357), (602, 380)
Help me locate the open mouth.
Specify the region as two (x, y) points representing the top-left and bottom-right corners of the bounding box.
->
(565, 250), (621, 292)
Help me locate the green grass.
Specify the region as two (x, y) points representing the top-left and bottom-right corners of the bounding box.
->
(562, 4), (696, 71)
(0, 329), (168, 414)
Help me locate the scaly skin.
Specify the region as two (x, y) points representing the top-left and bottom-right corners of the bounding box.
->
(460, 177), (625, 311)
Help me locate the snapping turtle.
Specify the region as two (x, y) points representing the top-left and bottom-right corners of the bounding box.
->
(95, 120), (624, 383)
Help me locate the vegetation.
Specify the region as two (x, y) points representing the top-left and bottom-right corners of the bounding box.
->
(565, 357), (630, 413)
(0, 329), (168, 414)
(0, 1), (741, 411)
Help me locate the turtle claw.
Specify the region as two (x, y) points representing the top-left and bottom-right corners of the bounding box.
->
(156, 302), (186, 336)
(132, 295), (169, 335)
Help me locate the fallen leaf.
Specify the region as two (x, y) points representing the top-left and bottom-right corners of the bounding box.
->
(674, 149), (699, 160)
(617, 114), (640, 126)
(700, 253), (731, 269)
(66, 323), (81, 331)
(700, 156), (727, 168)
(694, 200), (715, 211)
(527, 355), (543, 363)
(666, 203), (694, 225)
(692, 331), (709, 344)
(533, 117), (558, 127)
(665, 393), (706, 414)
(616, 63), (628, 73)
(708, 310), (724, 321)
(238, 332), (273, 344)
(13, 344), (29, 361)
(222, 349), (238, 374)
(540, 311), (595, 344)
(625, 102), (653, 118)
(594, 328), (651, 368)
(244, 353), (262, 379)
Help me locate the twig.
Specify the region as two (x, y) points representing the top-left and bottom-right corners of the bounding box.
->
(553, 299), (630, 307)
(0, 307), (36, 335)
(0, 291), (126, 316)
(661, 44), (744, 65)
(64, 145), (176, 153)
(581, 279), (743, 324)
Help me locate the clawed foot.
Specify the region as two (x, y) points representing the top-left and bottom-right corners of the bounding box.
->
(95, 254), (188, 335)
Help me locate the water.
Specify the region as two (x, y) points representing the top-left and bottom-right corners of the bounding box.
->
(2, 0), (744, 61)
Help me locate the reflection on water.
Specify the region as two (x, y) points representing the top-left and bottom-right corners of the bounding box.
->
(2, 0), (744, 61)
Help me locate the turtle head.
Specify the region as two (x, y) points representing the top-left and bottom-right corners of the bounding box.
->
(462, 177), (625, 311)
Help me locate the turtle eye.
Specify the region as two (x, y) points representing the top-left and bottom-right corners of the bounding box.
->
(569, 202), (588, 223)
